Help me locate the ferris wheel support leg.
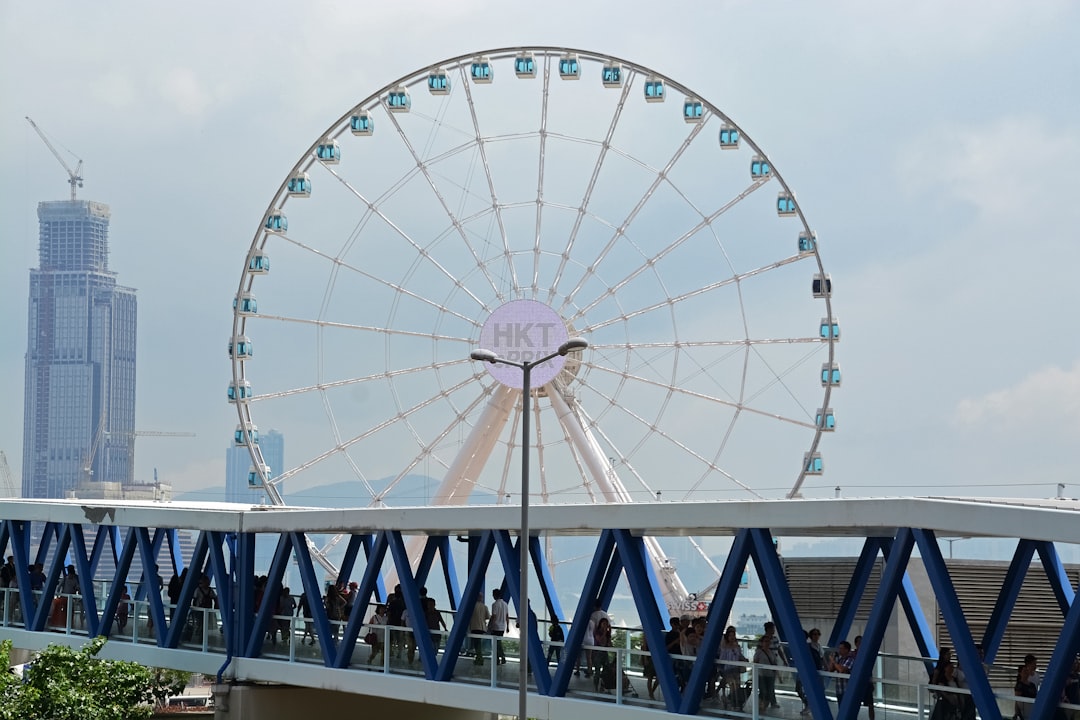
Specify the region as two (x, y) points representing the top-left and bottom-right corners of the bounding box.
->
(548, 387), (692, 612)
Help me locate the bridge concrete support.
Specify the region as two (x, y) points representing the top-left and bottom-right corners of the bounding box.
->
(214, 682), (494, 720)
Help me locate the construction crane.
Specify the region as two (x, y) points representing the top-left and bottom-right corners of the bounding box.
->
(25, 116), (84, 201)
(0, 451), (16, 498)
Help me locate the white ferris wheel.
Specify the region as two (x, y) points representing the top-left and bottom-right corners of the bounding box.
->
(228, 47), (839, 588)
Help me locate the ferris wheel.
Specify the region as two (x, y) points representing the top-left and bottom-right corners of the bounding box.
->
(228, 47), (839, 573)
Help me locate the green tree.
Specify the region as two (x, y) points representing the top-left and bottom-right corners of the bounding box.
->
(0, 636), (187, 720)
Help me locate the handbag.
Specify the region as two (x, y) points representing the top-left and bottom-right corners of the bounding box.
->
(364, 630), (378, 645)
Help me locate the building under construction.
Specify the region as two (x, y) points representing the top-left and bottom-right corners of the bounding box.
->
(21, 197), (138, 498)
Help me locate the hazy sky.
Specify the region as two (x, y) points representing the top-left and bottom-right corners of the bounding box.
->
(1, 1), (1077, 504)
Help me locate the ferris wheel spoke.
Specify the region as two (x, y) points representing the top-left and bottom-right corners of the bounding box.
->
(270, 373), (479, 485)
(383, 106), (503, 302)
(459, 64), (517, 296)
(741, 343), (824, 414)
(587, 337), (826, 351)
(246, 359), (468, 403)
(551, 412), (600, 503)
(560, 118), (711, 313)
(374, 384), (497, 503)
(320, 164), (491, 312)
(274, 232), (482, 327)
(571, 178), (770, 327)
(531, 55), (553, 299)
(583, 419), (655, 501)
(575, 372), (763, 497)
(548, 70), (637, 305)
(582, 249), (806, 334)
(583, 361), (818, 430)
(253, 313), (473, 345)
(488, 397), (522, 504)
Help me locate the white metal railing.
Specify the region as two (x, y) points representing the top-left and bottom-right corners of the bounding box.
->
(4, 585), (1079, 719)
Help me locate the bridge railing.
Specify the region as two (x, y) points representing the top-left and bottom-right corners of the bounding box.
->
(7, 584), (1079, 720)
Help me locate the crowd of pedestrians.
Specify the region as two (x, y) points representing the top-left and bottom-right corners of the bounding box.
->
(4, 557), (1077, 719)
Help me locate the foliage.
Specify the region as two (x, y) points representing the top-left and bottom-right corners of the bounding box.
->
(0, 636), (188, 720)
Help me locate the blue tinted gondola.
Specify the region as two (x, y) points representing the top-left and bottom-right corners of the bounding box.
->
(750, 156), (771, 180)
(777, 192), (797, 216)
(234, 423), (259, 446)
(350, 112), (374, 136)
(821, 363), (842, 386)
(812, 274), (832, 298)
(228, 335), (253, 360)
(644, 77), (665, 103)
(803, 452), (824, 474)
(315, 139), (341, 165)
(248, 249), (270, 274)
(428, 68), (451, 95)
(819, 317), (840, 341)
(287, 171), (311, 197)
(235, 423), (258, 444)
(234, 292), (257, 316)
(559, 54), (580, 80)
(602, 63), (623, 88)
(816, 408), (836, 431)
(227, 380), (252, 404)
(470, 57), (493, 84)
(798, 231), (816, 255)
(719, 125), (739, 148)
(386, 86), (411, 113)
(248, 464), (270, 487)
(683, 98), (704, 123)
(514, 52), (536, 78)
(264, 211), (287, 233)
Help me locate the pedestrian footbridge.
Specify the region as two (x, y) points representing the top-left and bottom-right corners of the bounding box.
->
(1, 497), (1078, 720)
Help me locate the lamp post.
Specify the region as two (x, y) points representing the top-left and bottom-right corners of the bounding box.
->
(471, 336), (588, 720)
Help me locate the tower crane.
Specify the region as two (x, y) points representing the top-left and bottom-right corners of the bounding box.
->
(25, 116), (84, 201)
(0, 451), (16, 498)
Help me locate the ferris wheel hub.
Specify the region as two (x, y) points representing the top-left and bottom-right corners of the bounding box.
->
(477, 299), (572, 389)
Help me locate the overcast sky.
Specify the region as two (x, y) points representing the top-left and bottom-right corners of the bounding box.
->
(1, 1), (1077, 504)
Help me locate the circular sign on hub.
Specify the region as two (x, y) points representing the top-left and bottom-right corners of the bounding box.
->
(477, 300), (570, 389)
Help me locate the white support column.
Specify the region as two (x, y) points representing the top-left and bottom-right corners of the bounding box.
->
(547, 385), (691, 610)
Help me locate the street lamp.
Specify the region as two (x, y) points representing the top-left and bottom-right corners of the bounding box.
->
(470, 336), (588, 720)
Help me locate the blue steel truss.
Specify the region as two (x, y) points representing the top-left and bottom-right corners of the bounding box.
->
(0, 514), (1077, 720)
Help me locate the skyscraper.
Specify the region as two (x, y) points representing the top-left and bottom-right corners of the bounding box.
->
(225, 428), (284, 504)
(22, 200), (137, 498)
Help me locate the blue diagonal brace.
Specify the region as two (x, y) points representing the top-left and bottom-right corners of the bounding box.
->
(839, 528), (913, 720)
(879, 536), (937, 666)
(750, 528), (835, 720)
(983, 539), (1035, 662)
(1031, 581), (1080, 720)
(338, 533), (387, 668)
(551, 529), (617, 696)
(435, 530), (495, 682)
(529, 536), (568, 636)
(68, 524), (99, 635)
(246, 533), (294, 658)
(388, 530), (438, 679)
(829, 537), (882, 648)
(291, 532), (335, 665)
(1035, 541), (1074, 613)
(206, 532), (232, 643)
(913, 529), (998, 720)
(34, 522), (71, 631)
(616, 529), (685, 714)
(99, 527), (139, 637)
(492, 529), (551, 695)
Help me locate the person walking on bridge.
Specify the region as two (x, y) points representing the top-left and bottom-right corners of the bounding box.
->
(469, 591), (491, 665)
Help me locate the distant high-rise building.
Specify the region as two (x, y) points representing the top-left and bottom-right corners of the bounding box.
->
(21, 200), (137, 498)
(225, 429), (284, 504)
